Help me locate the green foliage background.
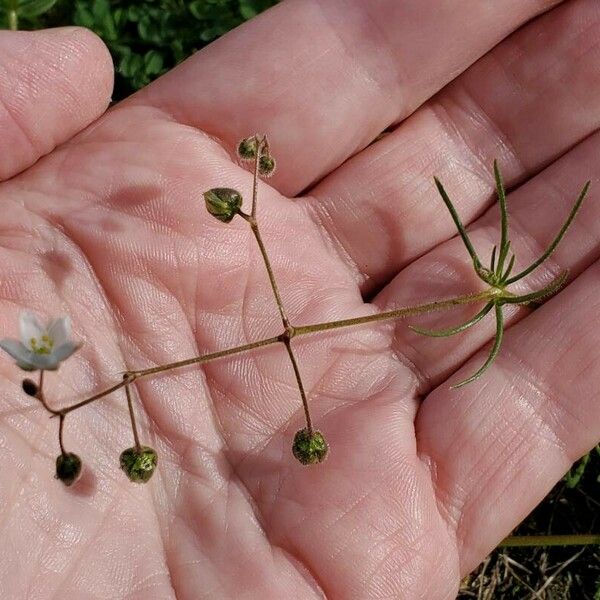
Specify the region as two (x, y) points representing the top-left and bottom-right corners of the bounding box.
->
(0, 0), (279, 99)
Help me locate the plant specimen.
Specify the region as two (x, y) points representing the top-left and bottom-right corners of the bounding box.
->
(0, 135), (590, 485)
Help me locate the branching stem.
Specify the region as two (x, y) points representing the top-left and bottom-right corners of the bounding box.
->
(53, 289), (502, 415)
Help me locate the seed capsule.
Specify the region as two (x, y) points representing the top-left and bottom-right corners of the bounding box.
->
(22, 378), (39, 396)
(237, 136), (259, 161)
(203, 188), (243, 223)
(259, 155), (276, 177)
(56, 452), (82, 486)
(120, 446), (158, 483)
(292, 428), (329, 465)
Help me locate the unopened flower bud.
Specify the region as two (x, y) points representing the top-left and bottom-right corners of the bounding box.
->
(237, 136), (259, 161)
(56, 452), (82, 486)
(259, 155), (276, 177)
(292, 428), (328, 465)
(203, 188), (243, 223)
(22, 378), (38, 396)
(120, 446), (158, 483)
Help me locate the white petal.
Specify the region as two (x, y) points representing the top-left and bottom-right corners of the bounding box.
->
(0, 339), (37, 371)
(19, 311), (44, 347)
(48, 317), (71, 348)
(51, 342), (80, 363)
(0, 339), (32, 362)
(35, 354), (61, 370)
(15, 360), (38, 372)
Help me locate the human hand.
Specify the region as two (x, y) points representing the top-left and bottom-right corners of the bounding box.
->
(1, 1), (599, 598)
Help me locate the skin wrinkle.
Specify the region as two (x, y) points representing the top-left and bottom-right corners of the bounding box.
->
(315, 0), (401, 112)
(47, 492), (126, 597)
(499, 344), (592, 455)
(433, 86), (523, 184)
(304, 195), (368, 289)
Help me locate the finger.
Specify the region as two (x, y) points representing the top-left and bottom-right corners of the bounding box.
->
(306, 0), (599, 293)
(374, 128), (600, 393)
(132, 0), (562, 195)
(415, 259), (600, 574)
(0, 28), (113, 180)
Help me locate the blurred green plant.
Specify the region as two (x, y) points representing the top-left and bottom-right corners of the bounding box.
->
(0, 0), (279, 99)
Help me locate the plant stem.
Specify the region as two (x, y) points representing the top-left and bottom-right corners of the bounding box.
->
(241, 212), (290, 328)
(293, 289), (497, 336)
(61, 375), (136, 415)
(499, 534), (600, 547)
(35, 370), (61, 416)
(282, 338), (313, 433)
(58, 414), (66, 455)
(124, 381), (142, 452)
(239, 138), (314, 430)
(250, 135), (263, 219)
(53, 289), (498, 415)
(131, 335), (281, 378)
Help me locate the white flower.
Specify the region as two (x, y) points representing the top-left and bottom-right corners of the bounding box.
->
(0, 311), (81, 371)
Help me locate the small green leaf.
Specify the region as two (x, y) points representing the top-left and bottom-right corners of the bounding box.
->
(73, 4), (95, 29)
(119, 52), (143, 78)
(17, 0), (57, 18)
(144, 50), (164, 76)
(564, 452), (590, 488)
(240, 2), (258, 19)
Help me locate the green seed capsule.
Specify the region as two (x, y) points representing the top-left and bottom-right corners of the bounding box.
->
(203, 188), (243, 223)
(56, 452), (82, 486)
(237, 136), (259, 161)
(259, 155), (276, 177)
(292, 428), (328, 465)
(120, 446), (158, 483)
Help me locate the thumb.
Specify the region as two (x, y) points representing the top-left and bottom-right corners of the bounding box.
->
(0, 27), (113, 181)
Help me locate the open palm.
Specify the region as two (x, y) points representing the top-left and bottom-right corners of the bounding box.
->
(1, 1), (599, 598)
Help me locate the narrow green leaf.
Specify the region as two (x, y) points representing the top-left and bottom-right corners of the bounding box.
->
(506, 181), (590, 284)
(489, 245), (497, 272)
(564, 452), (590, 489)
(502, 253), (516, 282)
(494, 160), (510, 277)
(503, 271), (568, 305)
(410, 301), (494, 338)
(434, 176), (483, 273)
(451, 304), (504, 388)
